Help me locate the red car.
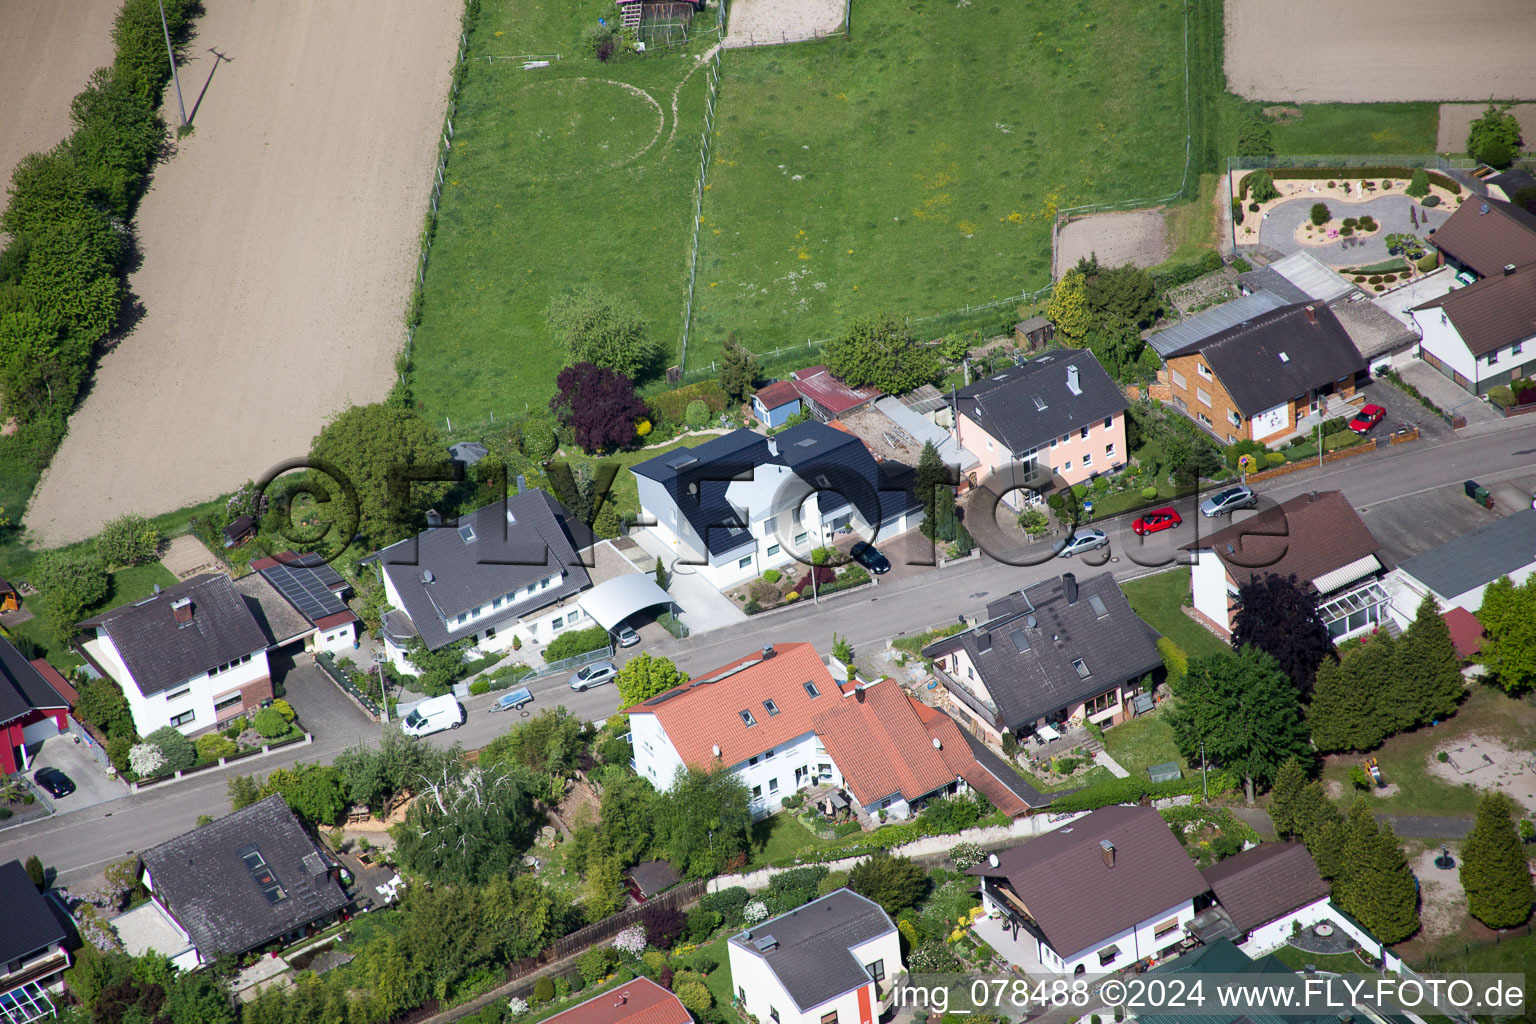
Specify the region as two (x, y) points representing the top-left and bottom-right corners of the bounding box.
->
(1132, 508), (1182, 535)
(1349, 404), (1386, 434)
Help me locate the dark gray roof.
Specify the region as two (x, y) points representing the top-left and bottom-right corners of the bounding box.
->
(139, 795), (348, 958)
(1149, 290), (1291, 357)
(631, 423), (902, 557)
(1397, 508), (1536, 598)
(959, 729), (1049, 807)
(1238, 266), (1313, 305)
(924, 572), (1162, 732)
(729, 889), (895, 1011)
(953, 350), (1126, 454)
(1490, 169), (1536, 199)
(0, 859), (67, 964)
(1201, 843), (1330, 935)
(368, 489), (592, 652)
(968, 805), (1209, 958)
(0, 636), (70, 725)
(77, 575), (269, 697)
(1164, 303), (1365, 416)
(626, 860), (681, 897)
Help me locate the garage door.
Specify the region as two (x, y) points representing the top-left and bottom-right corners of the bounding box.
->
(22, 717), (63, 745)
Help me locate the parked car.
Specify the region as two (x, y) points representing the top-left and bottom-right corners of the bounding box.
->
(615, 625), (641, 648)
(848, 541), (891, 574)
(32, 767), (75, 799)
(569, 660), (619, 692)
(1054, 529), (1109, 558)
(1349, 404), (1386, 434)
(1132, 508), (1182, 535)
(1199, 485), (1256, 518)
(400, 694), (465, 738)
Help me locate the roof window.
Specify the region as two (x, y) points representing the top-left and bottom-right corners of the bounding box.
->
(764, 699), (781, 717)
(1073, 658), (1090, 679)
(458, 523), (477, 544)
(739, 709), (758, 727)
(239, 844), (288, 904)
(803, 681), (821, 698)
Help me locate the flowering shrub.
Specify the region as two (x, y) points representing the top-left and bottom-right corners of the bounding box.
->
(129, 743), (165, 777)
(507, 997), (529, 1017)
(613, 924), (648, 958)
(743, 900), (768, 924)
(226, 481), (269, 523)
(949, 841), (983, 870)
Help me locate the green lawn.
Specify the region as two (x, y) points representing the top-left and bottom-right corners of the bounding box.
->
(678, 934), (734, 1010)
(1119, 569), (1230, 660)
(554, 433), (717, 521)
(1261, 103), (1441, 157)
(688, 0), (1189, 367)
(746, 812), (830, 868)
(1102, 710), (1187, 779)
(5, 561), (179, 670)
(1267, 945), (1373, 975)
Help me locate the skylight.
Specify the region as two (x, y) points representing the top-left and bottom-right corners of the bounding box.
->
(803, 681), (821, 698)
(795, 438), (817, 447)
(239, 844), (288, 904)
(1032, 394), (1047, 411)
(458, 523), (477, 544)
(1009, 628), (1030, 652)
(764, 699), (781, 717)
(1278, 351), (1290, 363)
(739, 709), (758, 727)
(1072, 658), (1090, 679)
(1088, 594), (1108, 618)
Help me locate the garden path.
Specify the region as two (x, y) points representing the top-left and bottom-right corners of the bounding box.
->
(1258, 194), (1450, 265)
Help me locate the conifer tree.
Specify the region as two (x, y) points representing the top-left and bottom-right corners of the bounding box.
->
(1397, 596), (1464, 726)
(1336, 804), (1420, 942)
(1460, 792), (1536, 928)
(1309, 652), (1385, 752)
(1268, 757), (1309, 839)
(1295, 781), (1348, 881)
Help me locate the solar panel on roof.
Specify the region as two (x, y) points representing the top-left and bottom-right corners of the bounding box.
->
(260, 561), (349, 624)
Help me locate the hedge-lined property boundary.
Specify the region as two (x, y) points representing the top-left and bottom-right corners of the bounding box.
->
(1238, 166), (1463, 202)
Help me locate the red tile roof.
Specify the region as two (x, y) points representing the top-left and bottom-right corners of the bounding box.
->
(1441, 606), (1483, 661)
(539, 978), (690, 1024)
(792, 365), (883, 415)
(754, 380), (801, 410)
(628, 643), (1030, 813)
(28, 659), (77, 707)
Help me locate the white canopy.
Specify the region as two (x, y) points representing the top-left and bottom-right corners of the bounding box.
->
(577, 573), (674, 631)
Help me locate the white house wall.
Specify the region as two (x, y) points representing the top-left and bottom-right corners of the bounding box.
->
(313, 623), (358, 655)
(1413, 311), (1479, 387)
(729, 931), (899, 1024)
(1190, 552), (1233, 634)
(630, 713), (688, 788)
(1237, 897), (1334, 957)
(103, 633), (270, 737)
(980, 891), (1194, 975)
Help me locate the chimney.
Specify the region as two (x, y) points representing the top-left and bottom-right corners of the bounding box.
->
(516, 474), (526, 494)
(426, 509), (443, 527)
(171, 597), (193, 624)
(762, 645), (776, 660)
(1062, 572), (1078, 606)
(1304, 305), (1316, 324)
(1066, 364), (1082, 396)
(1100, 839), (1116, 869)
(1505, 264), (1517, 276)
(767, 437), (779, 457)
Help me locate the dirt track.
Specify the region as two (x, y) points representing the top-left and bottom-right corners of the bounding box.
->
(24, 0), (461, 546)
(1226, 0), (1536, 102)
(0, 0), (119, 195)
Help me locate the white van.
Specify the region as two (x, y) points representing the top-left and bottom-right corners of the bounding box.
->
(401, 694), (465, 738)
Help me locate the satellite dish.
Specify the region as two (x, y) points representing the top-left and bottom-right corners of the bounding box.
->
(988, 853), (1000, 868)
(932, 737), (942, 750)
(712, 744), (721, 758)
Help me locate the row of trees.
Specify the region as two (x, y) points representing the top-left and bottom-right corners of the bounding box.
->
(26, 512), (163, 645)
(1045, 256), (1163, 384)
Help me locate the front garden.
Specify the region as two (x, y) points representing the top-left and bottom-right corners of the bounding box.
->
(726, 551), (871, 615)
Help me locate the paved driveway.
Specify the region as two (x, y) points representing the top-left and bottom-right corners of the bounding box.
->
(1258, 194), (1450, 263)
(1356, 483), (1506, 565)
(275, 653), (375, 737)
(1395, 361), (1502, 425)
(25, 731), (129, 812)
(1350, 377), (1453, 443)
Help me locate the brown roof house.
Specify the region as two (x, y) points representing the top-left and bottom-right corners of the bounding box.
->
(1185, 490), (1389, 641)
(1188, 843), (1332, 952)
(1428, 196), (1536, 280)
(1163, 303), (1365, 446)
(1411, 262), (1536, 395)
(967, 805), (1209, 975)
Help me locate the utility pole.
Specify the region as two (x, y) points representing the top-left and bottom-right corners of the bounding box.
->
(1316, 417), (1324, 468)
(156, 0), (188, 128)
(1200, 739), (1208, 802)
(373, 649), (390, 723)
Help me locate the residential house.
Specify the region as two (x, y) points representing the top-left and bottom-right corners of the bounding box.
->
(77, 574), (271, 738)
(1426, 195), (1536, 280)
(922, 572), (1162, 746)
(233, 551), (360, 656)
(1235, 251), (1355, 305)
(1, 638), (71, 775)
(137, 794), (350, 966)
(0, 859), (70, 1006)
(728, 889), (902, 1024)
(1014, 315), (1054, 351)
(1386, 508), (1536, 629)
(791, 365), (883, 422)
(1147, 289), (1292, 359)
(1190, 843), (1331, 955)
(1135, 939), (1343, 1024)
(625, 642), (1039, 820)
(753, 381), (804, 429)
(968, 805), (1209, 975)
(1411, 262), (1536, 394)
(363, 490), (599, 675)
(1164, 303), (1366, 445)
(1186, 490), (1389, 641)
(541, 977), (691, 1024)
(952, 350), (1127, 500)
(631, 422), (920, 590)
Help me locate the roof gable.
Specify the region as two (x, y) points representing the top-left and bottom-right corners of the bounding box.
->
(954, 350), (1125, 453)
(0, 859), (67, 964)
(1200, 843), (1329, 934)
(0, 636), (70, 724)
(1412, 263), (1536, 356)
(79, 574), (269, 696)
(729, 889), (895, 1011)
(1429, 197), (1536, 278)
(1189, 490), (1382, 590)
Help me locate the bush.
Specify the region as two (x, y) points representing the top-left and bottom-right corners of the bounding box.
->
(1310, 203), (1330, 226)
(684, 400), (710, 429)
(543, 625), (609, 662)
(1488, 385), (1516, 408)
(1140, 486), (1158, 501)
(1157, 636), (1188, 681)
(1232, 257), (1251, 272)
(685, 906), (722, 942)
(195, 733), (236, 761)
(1232, 198), (1244, 225)
(1149, 249), (1223, 293)
(642, 902), (687, 949)
(649, 380), (728, 425)
(1017, 507), (1049, 537)
(1265, 451), (1286, 466)
(1417, 251), (1439, 272)
(1342, 218), (1357, 228)
(469, 678), (490, 695)
(1383, 273), (1396, 283)
(96, 513), (162, 568)
(532, 978), (556, 1005)
(1368, 275), (1383, 284)
(761, 569), (781, 584)
(520, 420), (558, 461)
(252, 708), (289, 739)
(1339, 226), (1354, 237)
(579, 946), (616, 985)
(145, 726), (196, 772)
(1421, 195), (1441, 207)
(1355, 275), (1366, 282)
(270, 698), (296, 722)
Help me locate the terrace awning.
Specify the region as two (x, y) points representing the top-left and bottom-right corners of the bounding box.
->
(1310, 554), (1383, 595)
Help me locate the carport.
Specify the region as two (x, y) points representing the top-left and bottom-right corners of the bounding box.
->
(576, 574), (677, 633)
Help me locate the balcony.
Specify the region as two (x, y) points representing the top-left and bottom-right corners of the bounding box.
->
(0, 945), (70, 990)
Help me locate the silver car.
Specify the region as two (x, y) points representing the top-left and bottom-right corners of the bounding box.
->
(569, 660), (618, 691)
(1054, 529), (1109, 558)
(1198, 485), (1257, 518)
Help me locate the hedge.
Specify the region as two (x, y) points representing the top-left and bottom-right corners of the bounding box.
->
(1044, 775), (1207, 813)
(1150, 249), (1224, 293)
(648, 380), (728, 425)
(542, 626), (610, 662)
(1238, 166), (1461, 201)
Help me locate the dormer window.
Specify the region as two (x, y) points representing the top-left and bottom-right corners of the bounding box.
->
(740, 709), (758, 727)
(1073, 658), (1090, 679)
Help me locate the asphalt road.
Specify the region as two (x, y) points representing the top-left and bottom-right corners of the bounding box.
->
(6, 416), (1534, 884)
